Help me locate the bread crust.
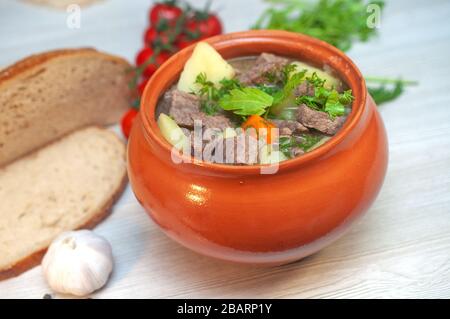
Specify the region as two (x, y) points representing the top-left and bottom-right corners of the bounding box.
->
(0, 127), (128, 281)
(0, 48), (131, 84)
(0, 48), (135, 168)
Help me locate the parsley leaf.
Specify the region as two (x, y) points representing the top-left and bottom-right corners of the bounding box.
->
(281, 63), (299, 83)
(296, 73), (353, 118)
(276, 68), (307, 102)
(201, 100), (221, 115)
(298, 87), (351, 118)
(270, 64), (307, 113)
(194, 74), (243, 115)
(219, 78), (242, 94)
(324, 90), (345, 117)
(219, 88), (274, 116)
(255, 84), (282, 96)
(306, 72), (326, 88)
(279, 136), (296, 158)
(300, 134), (324, 151)
(195, 73), (219, 101)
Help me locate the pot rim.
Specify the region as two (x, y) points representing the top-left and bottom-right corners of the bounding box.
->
(139, 30), (367, 174)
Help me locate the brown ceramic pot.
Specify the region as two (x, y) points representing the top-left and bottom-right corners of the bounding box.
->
(127, 30), (388, 265)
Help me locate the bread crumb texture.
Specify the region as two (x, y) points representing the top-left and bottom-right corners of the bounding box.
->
(0, 127), (126, 272)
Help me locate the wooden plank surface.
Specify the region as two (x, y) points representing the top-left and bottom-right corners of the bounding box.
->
(0, 0), (449, 298)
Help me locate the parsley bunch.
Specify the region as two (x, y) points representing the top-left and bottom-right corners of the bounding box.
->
(253, 0), (384, 52)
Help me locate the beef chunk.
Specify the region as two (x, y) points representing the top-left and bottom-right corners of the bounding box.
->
(290, 147), (305, 157)
(201, 114), (234, 131)
(272, 119), (309, 134)
(187, 126), (223, 158)
(280, 127), (293, 136)
(201, 134), (260, 165)
(165, 89), (200, 127)
(165, 89), (232, 130)
(185, 129), (259, 165)
(238, 53), (289, 85)
(294, 82), (315, 97)
(296, 104), (345, 135)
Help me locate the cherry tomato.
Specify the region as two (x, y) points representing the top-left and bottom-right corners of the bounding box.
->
(149, 3), (183, 26)
(138, 77), (149, 96)
(186, 13), (222, 39)
(135, 47), (153, 66)
(175, 34), (199, 50)
(135, 48), (171, 77)
(144, 27), (158, 45)
(121, 108), (139, 139)
(144, 26), (172, 47)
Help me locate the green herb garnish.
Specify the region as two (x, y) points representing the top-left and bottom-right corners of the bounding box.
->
(252, 1), (418, 107)
(300, 134), (324, 150)
(218, 78), (242, 95)
(275, 66), (307, 103)
(255, 84), (283, 96)
(253, 0), (385, 52)
(306, 72), (327, 88)
(281, 63), (299, 83)
(279, 136), (296, 157)
(218, 87), (274, 116)
(200, 100), (221, 115)
(270, 64), (307, 113)
(279, 134), (324, 157)
(297, 73), (353, 118)
(195, 73), (219, 100)
(194, 74), (243, 115)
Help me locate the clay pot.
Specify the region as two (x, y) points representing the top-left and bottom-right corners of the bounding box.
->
(127, 30), (388, 265)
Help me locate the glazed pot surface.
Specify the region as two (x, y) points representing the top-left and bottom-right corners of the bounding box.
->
(127, 31), (388, 265)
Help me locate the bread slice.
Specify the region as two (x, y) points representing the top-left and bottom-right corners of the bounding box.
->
(0, 48), (132, 167)
(0, 126), (127, 280)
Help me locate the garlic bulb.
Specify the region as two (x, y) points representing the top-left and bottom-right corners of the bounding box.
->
(42, 230), (113, 297)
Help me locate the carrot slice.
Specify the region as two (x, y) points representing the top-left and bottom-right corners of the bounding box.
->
(242, 115), (276, 143)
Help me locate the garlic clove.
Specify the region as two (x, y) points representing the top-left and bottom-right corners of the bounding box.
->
(42, 230), (113, 297)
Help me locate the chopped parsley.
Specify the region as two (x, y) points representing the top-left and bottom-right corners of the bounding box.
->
(194, 74), (243, 115)
(297, 73), (353, 118)
(269, 63), (307, 114)
(279, 134), (324, 158)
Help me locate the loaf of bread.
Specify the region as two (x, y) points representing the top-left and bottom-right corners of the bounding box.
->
(0, 127), (127, 280)
(0, 48), (132, 167)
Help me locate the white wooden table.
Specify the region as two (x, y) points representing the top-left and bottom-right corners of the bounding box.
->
(0, 0), (449, 299)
